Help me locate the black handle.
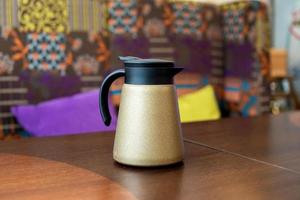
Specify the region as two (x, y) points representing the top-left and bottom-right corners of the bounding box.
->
(99, 69), (125, 126)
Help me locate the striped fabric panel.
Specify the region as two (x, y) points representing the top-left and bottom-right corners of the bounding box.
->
(0, 75), (27, 136)
(210, 39), (224, 96)
(224, 77), (242, 102)
(0, 0), (19, 35)
(80, 75), (103, 93)
(149, 36), (174, 61)
(68, 0), (105, 32)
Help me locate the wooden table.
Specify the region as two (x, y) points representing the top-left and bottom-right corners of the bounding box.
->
(1, 112), (300, 199)
(184, 111), (300, 173)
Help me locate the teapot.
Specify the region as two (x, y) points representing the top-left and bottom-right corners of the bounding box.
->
(99, 57), (184, 166)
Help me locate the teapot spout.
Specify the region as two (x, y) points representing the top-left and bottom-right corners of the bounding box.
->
(171, 67), (184, 77)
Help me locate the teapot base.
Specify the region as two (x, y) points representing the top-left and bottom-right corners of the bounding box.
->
(113, 156), (184, 167)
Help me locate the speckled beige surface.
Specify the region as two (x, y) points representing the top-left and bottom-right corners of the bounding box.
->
(114, 84), (184, 166)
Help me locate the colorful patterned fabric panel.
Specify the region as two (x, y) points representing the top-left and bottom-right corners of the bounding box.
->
(172, 3), (202, 35)
(171, 2), (221, 40)
(19, 0), (68, 33)
(221, 1), (270, 116)
(170, 2), (223, 71)
(108, 0), (149, 67)
(140, 0), (172, 37)
(222, 2), (246, 42)
(27, 33), (66, 71)
(221, 1), (270, 49)
(108, 0), (138, 35)
(108, 0), (175, 66)
(140, 1), (174, 61)
(66, 31), (109, 93)
(169, 2), (223, 99)
(66, 31), (110, 75)
(68, 0), (105, 32)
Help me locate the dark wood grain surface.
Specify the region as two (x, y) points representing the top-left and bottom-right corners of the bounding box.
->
(183, 111), (300, 173)
(1, 129), (300, 199)
(0, 153), (136, 200)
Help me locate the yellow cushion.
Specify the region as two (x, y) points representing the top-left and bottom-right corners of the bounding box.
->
(178, 85), (221, 123)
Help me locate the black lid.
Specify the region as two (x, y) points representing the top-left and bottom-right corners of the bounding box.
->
(118, 56), (182, 85)
(119, 56), (174, 68)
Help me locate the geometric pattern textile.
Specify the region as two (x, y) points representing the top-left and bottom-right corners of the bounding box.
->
(221, 1), (270, 49)
(171, 2), (221, 40)
(107, 0), (138, 35)
(172, 2), (203, 36)
(27, 33), (66, 71)
(222, 2), (247, 42)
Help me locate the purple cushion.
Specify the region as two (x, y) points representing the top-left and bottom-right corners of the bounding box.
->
(11, 90), (117, 137)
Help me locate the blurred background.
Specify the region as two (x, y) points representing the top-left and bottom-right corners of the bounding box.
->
(0, 0), (299, 140)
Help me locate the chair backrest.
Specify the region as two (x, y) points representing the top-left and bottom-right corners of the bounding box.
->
(0, 0), (271, 139)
